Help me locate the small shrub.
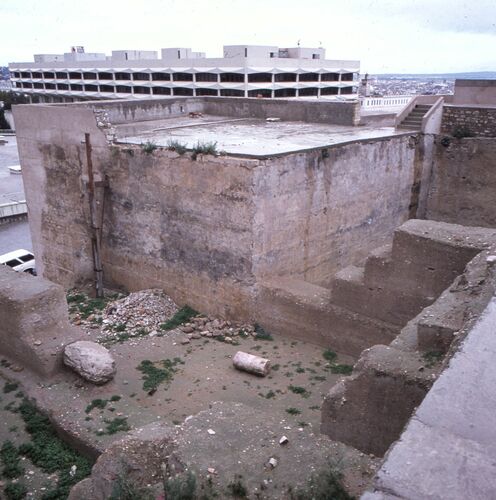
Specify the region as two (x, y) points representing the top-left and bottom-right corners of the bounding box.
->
(85, 398), (108, 414)
(286, 407), (301, 415)
(452, 126), (475, 139)
(191, 141), (218, 160)
(110, 395), (121, 402)
(141, 140), (158, 154)
(166, 139), (188, 155)
(4, 482), (27, 500)
(288, 385), (311, 398)
(160, 306), (198, 331)
(254, 324), (273, 341)
(100, 417), (131, 435)
(290, 462), (352, 500)
(329, 364), (353, 375)
(0, 441), (23, 478)
(137, 358), (184, 393)
(323, 349), (337, 362)
(3, 382), (18, 394)
(164, 470), (197, 500)
(227, 475), (247, 498)
(423, 350), (444, 368)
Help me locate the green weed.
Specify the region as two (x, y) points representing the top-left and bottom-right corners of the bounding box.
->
(137, 358), (184, 393)
(166, 139), (188, 155)
(160, 306), (198, 331)
(286, 407), (301, 415)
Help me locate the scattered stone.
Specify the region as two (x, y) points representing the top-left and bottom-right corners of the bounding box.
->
(64, 341), (116, 384)
(268, 457), (278, 468)
(207, 429), (216, 435)
(181, 338), (191, 345)
(11, 365), (24, 372)
(207, 467), (217, 474)
(279, 436), (289, 445)
(182, 326), (194, 333)
(33, 340), (42, 346)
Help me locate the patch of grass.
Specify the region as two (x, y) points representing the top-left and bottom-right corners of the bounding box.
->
(290, 462), (352, 500)
(160, 306), (198, 331)
(110, 395), (121, 402)
(227, 474), (247, 498)
(423, 350), (444, 368)
(298, 421), (309, 428)
(272, 363), (280, 371)
(166, 139), (188, 155)
(323, 349), (337, 362)
(329, 364), (353, 375)
(114, 323), (127, 332)
(288, 385), (311, 398)
(98, 417), (131, 436)
(311, 375), (327, 382)
(16, 398), (93, 499)
(66, 292), (86, 304)
(191, 140), (218, 160)
(164, 470), (197, 500)
(262, 390), (275, 399)
(254, 324), (273, 341)
(309, 405), (320, 410)
(85, 398), (108, 414)
(3, 382), (19, 394)
(296, 367), (305, 373)
(137, 358), (184, 393)
(4, 482), (28, 500)
(0, 441), (23, 478)
(286, 407), (301, 416)
(141, 140), (158, 154)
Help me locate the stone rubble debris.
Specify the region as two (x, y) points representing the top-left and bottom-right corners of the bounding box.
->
(233, 351), (271, 376)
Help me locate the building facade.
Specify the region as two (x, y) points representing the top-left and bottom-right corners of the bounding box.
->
(9, 45), (360, 102)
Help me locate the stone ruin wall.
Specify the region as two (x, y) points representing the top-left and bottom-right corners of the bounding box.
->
(13, 100), (427, 329)
(441, 105), (496, 138)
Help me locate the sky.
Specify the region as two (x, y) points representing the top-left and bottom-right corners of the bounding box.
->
(1, 0), (495, 73)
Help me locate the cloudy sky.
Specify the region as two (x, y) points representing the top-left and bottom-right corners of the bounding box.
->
(1, 0), (495, 73)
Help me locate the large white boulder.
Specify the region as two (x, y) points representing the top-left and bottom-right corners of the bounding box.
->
(64, 341), (116, 384)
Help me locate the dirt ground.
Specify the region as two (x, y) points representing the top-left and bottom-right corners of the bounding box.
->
(0, 290), (378, 498)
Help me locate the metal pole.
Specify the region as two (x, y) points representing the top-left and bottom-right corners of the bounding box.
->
(84, 133), (104, 298)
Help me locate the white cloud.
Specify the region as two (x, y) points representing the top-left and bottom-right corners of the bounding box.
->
(1, 0), (494, 73)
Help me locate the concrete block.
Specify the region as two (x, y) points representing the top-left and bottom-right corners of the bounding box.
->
(0, 266), (83, 376)
(321, 345), (432, 456)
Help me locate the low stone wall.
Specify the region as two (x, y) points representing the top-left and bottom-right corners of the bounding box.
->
(441, 105), (496, 138)
(0, 266), (82, 376)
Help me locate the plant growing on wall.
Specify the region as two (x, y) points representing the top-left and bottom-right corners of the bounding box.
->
(191, 141), (218, 160)
(140, 140), (158, 154)
(166, 139), (188, 155)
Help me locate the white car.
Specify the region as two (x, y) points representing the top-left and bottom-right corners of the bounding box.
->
(0, 249), (36, 275)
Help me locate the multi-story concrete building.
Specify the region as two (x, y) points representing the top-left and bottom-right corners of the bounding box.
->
(8, 44), (360, 102)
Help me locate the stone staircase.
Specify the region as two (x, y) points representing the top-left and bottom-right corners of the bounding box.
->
(397, 104), (432, 130)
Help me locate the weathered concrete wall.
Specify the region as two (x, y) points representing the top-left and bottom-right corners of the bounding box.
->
(441, 105), (496, 138)
(426, 137), (496, 227)
(14, 103), (107, 284)
(13, 100), (433, 350)
(202, 97), (360, 125)
(101, 146), (259, 318)
(0, 266), (82, 376)
(452, 79), (496, 106)
(252, 135), (423, 286)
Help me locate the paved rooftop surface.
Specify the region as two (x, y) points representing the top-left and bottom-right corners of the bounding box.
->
(117, 115), (407, 156)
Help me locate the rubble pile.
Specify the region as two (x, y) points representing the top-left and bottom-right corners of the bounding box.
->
(178, 316), (255, 344)
(102, 289), (179, 334)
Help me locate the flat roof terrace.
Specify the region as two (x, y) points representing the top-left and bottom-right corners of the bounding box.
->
(116, 115), (407, 157)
